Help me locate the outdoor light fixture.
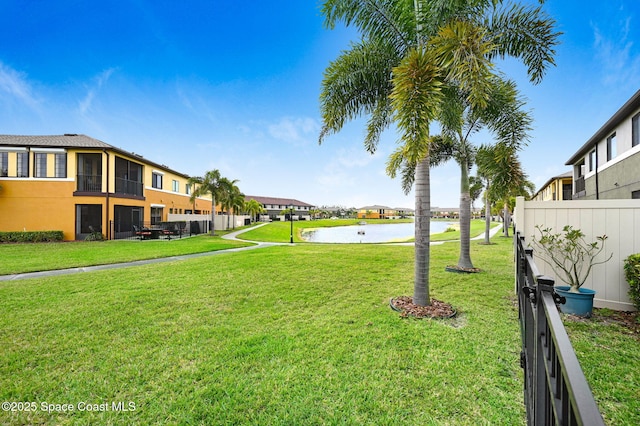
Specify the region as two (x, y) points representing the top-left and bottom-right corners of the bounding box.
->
(290, 205), (294, 244)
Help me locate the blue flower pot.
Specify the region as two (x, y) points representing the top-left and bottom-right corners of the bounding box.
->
(555, 286), (596, 317)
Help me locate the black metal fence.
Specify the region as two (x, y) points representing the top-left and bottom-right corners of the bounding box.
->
(515, 232), (604, 425)
(109, 220), (211, 240)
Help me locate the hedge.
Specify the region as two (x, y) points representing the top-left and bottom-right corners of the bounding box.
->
(0, 231), (64, 243)
(623, 253), (640, 311)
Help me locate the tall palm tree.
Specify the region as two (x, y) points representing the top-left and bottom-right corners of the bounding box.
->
(320, 0), (559, 306)
(429, 79), (532, 269)
(188, 169), (225, 236)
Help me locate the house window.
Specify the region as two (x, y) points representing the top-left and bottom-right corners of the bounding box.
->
(34, 153), (47, 177)
(172, 179), (179, 192)
(151, 207), (163, 225)
(17, 152), (28, 177)
(588, 149), (596, 172)
(633, 113), (640, 147)
(54, 153), (67, 178)
(152, 172), (163, 189)
(0, 152), (7, 177)
(186, 183), (191, 195)
(606, 133), (616, 161)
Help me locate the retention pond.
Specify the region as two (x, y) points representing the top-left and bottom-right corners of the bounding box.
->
(300, 221), (453, 243)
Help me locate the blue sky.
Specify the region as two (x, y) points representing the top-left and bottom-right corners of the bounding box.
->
(1, 1), (639, 209)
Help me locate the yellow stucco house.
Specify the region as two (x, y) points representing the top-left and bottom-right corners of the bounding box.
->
(532, 171), (573, 201)
(0, 134), (212, 240)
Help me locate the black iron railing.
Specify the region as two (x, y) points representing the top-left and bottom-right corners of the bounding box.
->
(516, 232), (604, 425)
(76, 174), (102, 192)
(115, 177), (144, 197)
(109, 220), (210, 240)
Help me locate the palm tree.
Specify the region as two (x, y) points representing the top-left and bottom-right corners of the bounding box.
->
(469, 176), (483, 212)
(217, 177), (241, 230)
(245, 199), (265, 223)
(320, 0), (559, 306)
(476, 142), (533, 240)
(188, 169), (226, 236)
(228, 187), (246, 230)
(428, 79), (532, 269)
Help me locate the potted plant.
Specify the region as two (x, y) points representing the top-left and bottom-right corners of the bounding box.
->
(530, 225), (613, 316)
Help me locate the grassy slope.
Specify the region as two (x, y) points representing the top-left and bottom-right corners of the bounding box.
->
(1, 237), (526, 425)
(0, 235), (252, 275)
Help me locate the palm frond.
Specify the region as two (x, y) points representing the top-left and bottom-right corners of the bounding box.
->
(429, 19), (496, 109)
(322, 0), (416, 55)
(319, 39), (399, 146)
(486, 3), (561, 84)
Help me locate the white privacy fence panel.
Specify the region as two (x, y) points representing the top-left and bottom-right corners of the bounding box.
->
(168, 214), (250, 231)
(514, 197), (640, 311)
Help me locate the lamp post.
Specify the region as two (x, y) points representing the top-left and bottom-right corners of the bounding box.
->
(290, 205), (294, 244)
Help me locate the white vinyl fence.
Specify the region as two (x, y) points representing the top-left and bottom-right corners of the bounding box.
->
(514, 196), (640, 311)
(168, 214), (251, 231)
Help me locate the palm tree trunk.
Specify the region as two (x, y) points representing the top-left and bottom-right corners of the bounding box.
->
(457, 160), (474, 269)
(484, 180), (491, 245)
(503, 201), (510, 237)
(413, 156), (431, 306)
(210, 197), (216, 236)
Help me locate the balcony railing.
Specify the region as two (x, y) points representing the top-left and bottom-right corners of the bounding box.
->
(115, 177), (143, 197)
(76, 174), (102, 192)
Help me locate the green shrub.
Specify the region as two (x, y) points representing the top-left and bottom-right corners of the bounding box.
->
(0, 231), (64, 243)
(623, 253), (640, 310)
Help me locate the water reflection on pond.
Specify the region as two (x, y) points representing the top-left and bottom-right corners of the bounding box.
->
(301, 221), (453, 243)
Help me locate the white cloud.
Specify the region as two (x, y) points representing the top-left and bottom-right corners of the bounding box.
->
(591, 14), (640, 88)
(0, 61), (39, 109)
(78, 68), (116, 115)
(267, 116), (319, 146)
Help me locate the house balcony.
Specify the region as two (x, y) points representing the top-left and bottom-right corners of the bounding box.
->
(76, 174), (102, 192)
(115, 177), (143, 197)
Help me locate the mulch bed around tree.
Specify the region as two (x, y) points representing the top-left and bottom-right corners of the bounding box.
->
(445, 265), (482, 274)
(390, 296), (457, 319)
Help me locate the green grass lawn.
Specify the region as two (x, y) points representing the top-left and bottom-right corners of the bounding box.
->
(1, 224), (637, 424)
(0, 234), (253, 275)
(563, 311), (640, 425)
(1, 237), (527, 424)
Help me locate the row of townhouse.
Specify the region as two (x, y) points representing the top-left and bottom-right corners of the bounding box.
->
(356, 205), (414, 219)
(535, 89), (640, 200)
(0, 134), (212, 240)
(244, 195), (315, 221)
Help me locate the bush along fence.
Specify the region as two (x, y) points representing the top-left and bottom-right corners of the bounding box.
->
(109, 220), (211, 240)
(623, 254), (640, 310)
(515, 232), (605, 426)
(0, 231), (63, 243)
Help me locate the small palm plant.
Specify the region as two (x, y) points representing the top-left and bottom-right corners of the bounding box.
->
(530, 225), (613, 293)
